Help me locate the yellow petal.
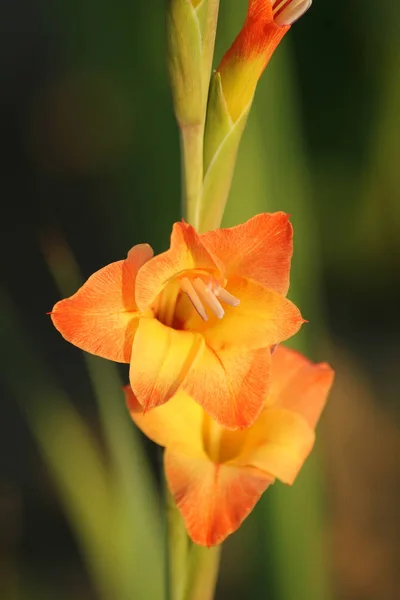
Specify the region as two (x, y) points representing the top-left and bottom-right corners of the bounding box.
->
(129, 317), (204, 411)
(232, 407), (315, 484)
(180, 275), (304, 352)
(125, 388), (204, 455)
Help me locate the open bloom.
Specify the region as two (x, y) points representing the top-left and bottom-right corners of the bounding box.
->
(125, 345), (334, 546)
(51, 212), (304, 429)
(218, 0), (312, 121)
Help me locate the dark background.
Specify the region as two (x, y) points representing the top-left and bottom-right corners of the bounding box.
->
(1, 1), (399, 599)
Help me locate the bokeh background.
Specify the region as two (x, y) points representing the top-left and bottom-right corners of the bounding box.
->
(1, 1), (399, 599)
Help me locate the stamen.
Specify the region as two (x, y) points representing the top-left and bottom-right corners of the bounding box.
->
(181, 277), (208, 321)
(214, 286), (240, 307)
(179, 275), (240, 322)
(272, 0), (312, 26)
(193, 278), (225, 319)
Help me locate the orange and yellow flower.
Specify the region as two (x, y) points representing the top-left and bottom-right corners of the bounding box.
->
(51, 212), (304, 430)
(218, 0), (312, 121)
(125, 344), (334, 546)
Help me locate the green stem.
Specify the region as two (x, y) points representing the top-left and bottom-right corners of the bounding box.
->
(180, 123), (204, 227)
(170, 5), (222, 600)
(180, 0), (220, 229)
(165, 478), (190, 600)
(183, 544), (221, 600)
(164, 466), (221, 600)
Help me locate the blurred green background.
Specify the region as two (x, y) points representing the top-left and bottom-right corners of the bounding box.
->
(1, 1), (399, 599)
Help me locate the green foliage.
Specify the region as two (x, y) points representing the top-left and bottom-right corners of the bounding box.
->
(0, 288), (164, 600)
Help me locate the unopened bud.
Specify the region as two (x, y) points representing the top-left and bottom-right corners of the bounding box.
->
(216, 0), (311, 122)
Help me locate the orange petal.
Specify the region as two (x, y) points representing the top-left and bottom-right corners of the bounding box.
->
(201, 212), (293, 295)
(125, 388), (204, 454)
(51, 244), (153, 362)
(182, 276), (304, 352)
(232, 407), (315, 484)
(183, 345), (271, 430)
(165, 449), (272, 546)
(270, 345), (335, 428)
(130, 318), (205, 411)
(135, 221), (225, 311)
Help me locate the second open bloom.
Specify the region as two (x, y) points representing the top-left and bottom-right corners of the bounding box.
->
(51, 212), (304, 429)
(126, 345), (334, 546)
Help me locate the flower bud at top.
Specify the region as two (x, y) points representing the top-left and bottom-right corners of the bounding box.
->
(166, 0), (220, 127)
(166, 0), (204, 126)
(217, 0), (311, 122)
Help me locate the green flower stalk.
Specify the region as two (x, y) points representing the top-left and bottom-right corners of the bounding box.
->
(166, 0), (220, 227)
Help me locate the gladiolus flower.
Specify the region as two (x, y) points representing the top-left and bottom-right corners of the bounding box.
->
(125, 345), (334, 546)
(218, 0), (312, 121)
(51, 212), (304, 429)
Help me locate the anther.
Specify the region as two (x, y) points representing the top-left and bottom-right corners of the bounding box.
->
(214, 286), (240, 307)
(180, 277), (208, 321)
(180, 277), (241, 321)
(193, 278), (225, 319)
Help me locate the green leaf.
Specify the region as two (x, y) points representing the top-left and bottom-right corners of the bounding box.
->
(41, 232), (164, 600)
(198, 72), (249, 232)
(0, 283), (164, 600)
